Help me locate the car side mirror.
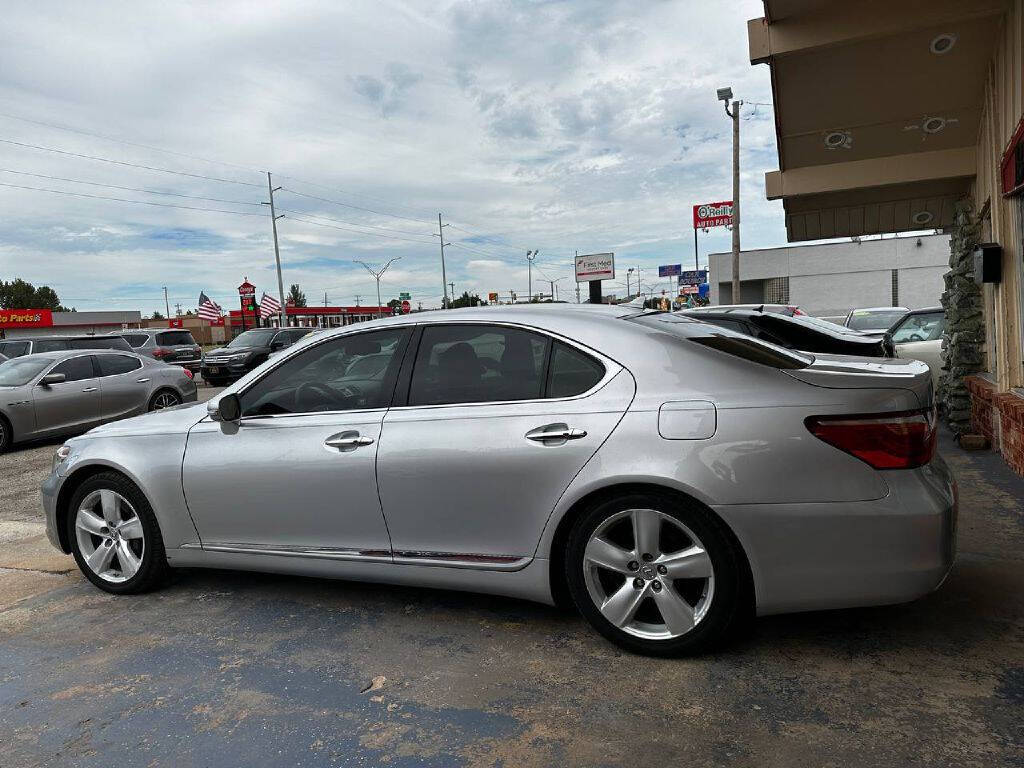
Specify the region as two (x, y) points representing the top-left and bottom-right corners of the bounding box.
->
(270, 340), (285, 351)
(39, 373), (66, 386)
(208, 393), (241, 422)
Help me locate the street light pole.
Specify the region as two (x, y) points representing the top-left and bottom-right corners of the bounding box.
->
(263, 172), (287, 327)
(436, 214), (450, 309)
(354, 258), (402, 319)
(718, 87), (742, 304)
(526, 250), (538, 301)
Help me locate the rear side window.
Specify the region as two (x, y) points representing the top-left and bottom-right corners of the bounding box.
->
(156, 331), (196, 346)
(70, 337), (132, 351)
(121, 334), (149, 348)
(0, 341), (30, 357)
(409, 325), (550, 406)
(547, 342), (604, 398)
(96, 354), (143, 376)
(50, 355), (96, 382)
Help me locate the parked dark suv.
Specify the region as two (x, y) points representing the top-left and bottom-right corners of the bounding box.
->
(115, 328), (203, 373)
(0, 335), (134, 358)
(677, 307), (895, 357)
(201, 327), (312, 385)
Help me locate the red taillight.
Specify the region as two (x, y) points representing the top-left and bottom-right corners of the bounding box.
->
(791, 307), (806, 316)
(805, 408), (937, 469)
(152, 347), (170, 358)
(182, 368), (194, 379)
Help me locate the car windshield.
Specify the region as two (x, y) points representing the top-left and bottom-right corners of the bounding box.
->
(795, 315), (855, 334)
(227, 329), (277, 348)
(0, 357), (52, 386)
(847, 309), (907, 330)
(891, 312), (946, 343)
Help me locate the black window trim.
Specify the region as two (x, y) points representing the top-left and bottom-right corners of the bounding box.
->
(232, 325), (414, 421)
(392, 320), (616, 411)
(45, 352), (98, 382)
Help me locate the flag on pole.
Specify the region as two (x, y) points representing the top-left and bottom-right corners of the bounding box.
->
(197, 292), (222, 321)
(259, 292), (281, 319)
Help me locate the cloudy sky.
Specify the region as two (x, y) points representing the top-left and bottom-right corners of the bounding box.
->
(0, 0), (780, 315)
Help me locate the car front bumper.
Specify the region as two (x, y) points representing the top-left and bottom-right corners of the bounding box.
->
(717, 453), (956, 616)
(201, 361), (249, 379)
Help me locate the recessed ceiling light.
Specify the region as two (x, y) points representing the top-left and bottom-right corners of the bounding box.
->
(922, 117), (947, 134)
(912, 211), (934, 225)
(930, 33), (958, 55)
(824, 130), (852, 150)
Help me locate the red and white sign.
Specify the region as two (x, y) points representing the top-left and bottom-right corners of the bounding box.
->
(693, 201), (733, 229)
(680, 285), (698, 295)
(237, 280), (257, 298)
(168, 318), (184, 328)
(575, 252), (615, 282)
(0, 309), (53, 328)
(401, 300), (411, 314)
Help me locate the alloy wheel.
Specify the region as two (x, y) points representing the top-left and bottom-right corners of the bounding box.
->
(74, 489), (146, 583)
(583, 508), (714, 640)
(152, 391), (181, 410)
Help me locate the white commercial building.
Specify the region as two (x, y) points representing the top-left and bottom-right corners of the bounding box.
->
(708, 233), (949, 317)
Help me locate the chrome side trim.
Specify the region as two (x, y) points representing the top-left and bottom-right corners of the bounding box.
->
(193, 542), (392, 563)
(188, 542), (530, 571)
(393, 551), (531, 571)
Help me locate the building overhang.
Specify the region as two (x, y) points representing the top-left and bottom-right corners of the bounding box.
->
(750, 0), (1009, 241)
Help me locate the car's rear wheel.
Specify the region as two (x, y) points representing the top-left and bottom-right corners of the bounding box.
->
(565, 492), (744, 656)
(148, 389), (182, 411)
(67, 472), (169, 594)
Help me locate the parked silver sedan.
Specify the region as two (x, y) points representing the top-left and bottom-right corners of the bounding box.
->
(1, 350), (197, 451)
(40, 305), (955, 655)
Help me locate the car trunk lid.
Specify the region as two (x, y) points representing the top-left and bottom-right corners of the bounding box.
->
(783, 353), (933, 409)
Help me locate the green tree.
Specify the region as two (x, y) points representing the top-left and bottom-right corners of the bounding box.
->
(287, 284), (307, 307)
(449, 291), (482, 309)
(0, 278), (70, 311)
(151, 311), (166, 320)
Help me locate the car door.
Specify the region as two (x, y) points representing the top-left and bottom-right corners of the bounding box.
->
(95, 353), (148, 421)
(892, 311), (945, 387)
(31, 354), (102, 435)
(376, 323), (635, 562)
(181, 326), (412, 553)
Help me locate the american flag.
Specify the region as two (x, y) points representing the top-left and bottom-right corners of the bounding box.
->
(259, 292), (281, 319)
(197, 292), (222, 321)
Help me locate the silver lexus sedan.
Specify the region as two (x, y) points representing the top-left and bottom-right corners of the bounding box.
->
(40, 305), (955, 656)
(1, 350), (197, 452)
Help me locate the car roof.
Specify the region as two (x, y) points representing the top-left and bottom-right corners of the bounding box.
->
(16, 334), (129, 342)
(901, 306), (943, 315)
(16, 348), (146, 362)
(849, 306), (910, 313)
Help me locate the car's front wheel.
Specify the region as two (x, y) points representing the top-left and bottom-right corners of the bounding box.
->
(565, 492), (745, 656)
(66, 472), (169, 594)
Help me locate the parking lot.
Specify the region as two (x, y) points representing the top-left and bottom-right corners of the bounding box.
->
(0, 383), (1020, 767)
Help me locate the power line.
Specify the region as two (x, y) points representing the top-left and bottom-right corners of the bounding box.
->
(0, 168), (262, 206)
(276, 208), (433, 237)
(0, 181), (266, 216)
(279, 187), (433, 224)
(0, 111), (266, 176)
(274, 173), (435, 219)
(284, 213), (437, 244)
(0, 137), (263, 187)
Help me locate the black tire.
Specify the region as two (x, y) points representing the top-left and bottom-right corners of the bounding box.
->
(565, 491), (746, 657)
(66, 471), (169, 595)
(148, 389), (182, 411)
(203, 376), (227, 387)
(0, 414), (11, 453)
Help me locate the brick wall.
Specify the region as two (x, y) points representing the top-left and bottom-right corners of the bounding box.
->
(966, 375), (1024, 476)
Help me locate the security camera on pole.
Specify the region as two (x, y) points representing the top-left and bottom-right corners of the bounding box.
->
(717, 86), (742, 304)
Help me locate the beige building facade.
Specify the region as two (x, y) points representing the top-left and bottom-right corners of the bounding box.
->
(749, 0), (1024, 473)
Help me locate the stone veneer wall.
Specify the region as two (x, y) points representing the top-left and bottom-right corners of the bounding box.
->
(939, 201), (985, 435)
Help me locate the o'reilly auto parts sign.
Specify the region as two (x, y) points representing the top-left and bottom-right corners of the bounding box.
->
(693, 201), (733, 229)
(575, 252), (615, 282)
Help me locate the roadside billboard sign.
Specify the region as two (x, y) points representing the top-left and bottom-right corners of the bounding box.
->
(0, 309), (53, 328)
(658, 264), (682, 278)
(399, 292), (411, 300)
(679, 269), (708, 286)
(693, 201), (733, 229)
(680, 285), (698, 294)
(575, 252), (615, 282)
(488, 292), (499, 303)
(237, 280), (256, 298)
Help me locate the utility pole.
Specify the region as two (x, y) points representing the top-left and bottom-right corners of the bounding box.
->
(448, 282), (456, 304)
(263, 172), (287, 326)
(525, 250), (539, 301)
(436, 214), (450, 309)
(354, 295), (361, 307)
(626, 267), (634, 299)
(174, 302), (182, 317)
(719, 87), (742, 303)
(354, 258), (401, 319)
(163, 287), (170, 319)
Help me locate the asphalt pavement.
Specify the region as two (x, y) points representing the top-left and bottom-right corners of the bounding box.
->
(0, 399), (1021, 767)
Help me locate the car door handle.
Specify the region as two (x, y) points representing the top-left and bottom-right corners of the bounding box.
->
(525, 424), (588, 442)
(324, 432), (375, 451)
(136, 378), (150, 383)
(81, 387), (98, 393)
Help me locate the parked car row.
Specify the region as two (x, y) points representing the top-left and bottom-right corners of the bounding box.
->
(40, 304), (954, 657)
